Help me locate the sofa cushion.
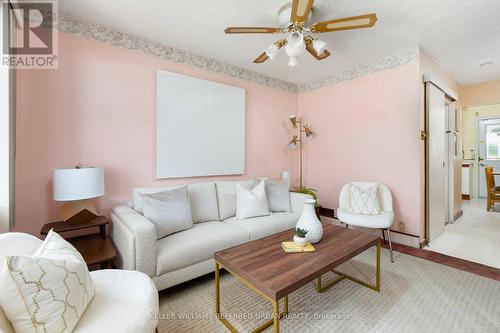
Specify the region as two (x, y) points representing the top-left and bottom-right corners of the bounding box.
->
(265, 179), (291, 212)
(225, 213), (300, 240)
(133, 186), (175, 214)
(142, 187), (193, 239)
(187, 182), (219, 222)
(0, 233), (44, 333)
(156, 221), (249, 275)
(216, 180), (258, 220)
(0, 232), (42, 257)
(337, 207), (394, 229)
(74, 270), (158, 333)
(133, 182), (219, 223)
(236, 180), (270, 220)
(0, 307), (14, 333)
(0, 230), (94, 333)
(348, 183), (381, 215)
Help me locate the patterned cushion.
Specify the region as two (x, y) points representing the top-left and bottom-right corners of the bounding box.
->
(0, 230), (94, 333)
(348, 184), (381, 215)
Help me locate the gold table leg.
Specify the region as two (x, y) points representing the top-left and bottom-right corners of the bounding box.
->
(317, 240), (381, 293)
(215, 262), (288, 333)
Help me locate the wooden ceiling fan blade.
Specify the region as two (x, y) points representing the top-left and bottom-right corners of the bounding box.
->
(304, 37), (331, 60)
(306, 44), (331, 60)
(311, 13), (377, 33)
(225, 27), (281, 34)
(253, 39), (287, 64)
(291, 0), (314, 24)
(253, 52), (269, 63)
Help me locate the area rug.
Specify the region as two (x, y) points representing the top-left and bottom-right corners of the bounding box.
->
(157, 248), (500, 332)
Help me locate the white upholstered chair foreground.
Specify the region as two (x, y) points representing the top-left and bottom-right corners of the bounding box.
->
(0, 232), (159, 333)
(337, 182), (395, 262)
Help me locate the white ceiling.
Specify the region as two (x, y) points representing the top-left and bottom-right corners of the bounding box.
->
(60, 0), (500, 86)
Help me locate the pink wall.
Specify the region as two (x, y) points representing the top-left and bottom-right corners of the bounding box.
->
(297, 63), (421, 235)
(15, 31), (424, 237)
(14, 32), (297, 235)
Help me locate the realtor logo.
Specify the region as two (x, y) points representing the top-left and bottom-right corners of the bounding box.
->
(2, 0), (58, 68)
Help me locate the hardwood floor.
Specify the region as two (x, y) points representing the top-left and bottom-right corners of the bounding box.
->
(382, 241), (500, 281)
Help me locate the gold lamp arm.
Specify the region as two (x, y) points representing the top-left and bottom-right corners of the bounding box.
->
(288, 115), (315, 188)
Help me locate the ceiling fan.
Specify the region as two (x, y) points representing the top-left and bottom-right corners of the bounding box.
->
(225, 0), (377, 67)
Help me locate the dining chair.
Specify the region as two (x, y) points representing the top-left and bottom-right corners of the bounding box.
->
(485, 167), (500, 211)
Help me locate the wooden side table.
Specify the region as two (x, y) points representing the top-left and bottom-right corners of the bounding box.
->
(40, 216), (117, 270)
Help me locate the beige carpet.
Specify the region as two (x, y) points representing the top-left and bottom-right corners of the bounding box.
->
(157, 248), (500, 332)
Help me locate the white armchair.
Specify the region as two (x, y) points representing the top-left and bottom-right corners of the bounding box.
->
(337, 182), (395, 262)
(0, 232), (159, 333)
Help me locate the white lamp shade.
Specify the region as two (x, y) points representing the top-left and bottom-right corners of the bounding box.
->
(52, 167), (105, 201)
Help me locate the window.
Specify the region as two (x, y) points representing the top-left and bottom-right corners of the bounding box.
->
(486, 124), (500, 160)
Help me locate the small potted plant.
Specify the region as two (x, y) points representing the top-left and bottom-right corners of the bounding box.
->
(294, 227), (308, 247)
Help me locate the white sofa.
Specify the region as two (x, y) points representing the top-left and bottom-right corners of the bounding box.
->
(111, 181), (311, 291)
(0, 233), (159, 333)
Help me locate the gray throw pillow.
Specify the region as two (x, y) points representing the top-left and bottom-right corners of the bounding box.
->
(265, 179), (291, 212)
(142, 186), (193, 239)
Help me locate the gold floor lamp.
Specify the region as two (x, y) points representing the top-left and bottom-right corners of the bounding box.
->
(288, 115), (314, 188)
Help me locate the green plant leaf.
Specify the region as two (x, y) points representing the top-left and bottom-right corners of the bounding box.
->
(294, 186), (320, 207)
(295, 227), (308, 238)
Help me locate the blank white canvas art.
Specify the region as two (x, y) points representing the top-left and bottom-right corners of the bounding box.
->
(156, 70), (246, 178)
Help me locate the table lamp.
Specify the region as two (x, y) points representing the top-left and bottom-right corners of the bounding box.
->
(52, 166), (105, 225)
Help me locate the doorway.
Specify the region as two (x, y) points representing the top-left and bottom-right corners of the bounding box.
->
(477, 117), (500, 198)
(425, 81), (460, 244)
(426, 104), (500, 268)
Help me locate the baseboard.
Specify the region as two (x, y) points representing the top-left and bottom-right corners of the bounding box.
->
(419, 238), (428, 249)
(322, 217), (420, 248)
(384, 242), (500, 282)
(454, 210), (463, 221)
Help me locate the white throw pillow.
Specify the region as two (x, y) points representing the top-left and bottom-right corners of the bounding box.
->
(0, 230), (94, 333)
(236, 180), (270, 220)
(216, 180), (258, 220)
(349, 184), (382, 215)
(142, 186), (193, 239)
(265, 179), (291, 212)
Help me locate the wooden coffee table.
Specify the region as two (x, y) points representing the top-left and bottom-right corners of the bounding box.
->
(214, 223), (380, 333)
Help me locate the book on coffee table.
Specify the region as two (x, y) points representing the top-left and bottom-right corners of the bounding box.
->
(281, 241), (315, 253)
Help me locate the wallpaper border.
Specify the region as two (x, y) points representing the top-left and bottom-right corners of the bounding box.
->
(58, 15), (419, 94)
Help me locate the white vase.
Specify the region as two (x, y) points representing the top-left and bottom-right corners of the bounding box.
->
(296, 199), (323, 244)
(293, 235), (307, 247)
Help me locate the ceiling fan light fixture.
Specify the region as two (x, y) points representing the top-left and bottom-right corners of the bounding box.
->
(287, 31), (304, 48)
(265, 44), (279, 60)
(288, 56), (299, 68)
(312, 39), (326, 54)
(224, 2), (377, 67)
(285, 43), (305, 58)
